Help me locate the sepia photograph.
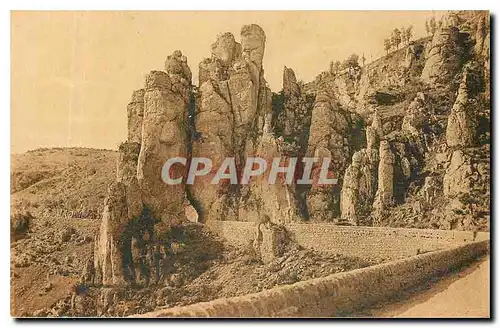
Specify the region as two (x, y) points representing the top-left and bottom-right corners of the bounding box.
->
(10, 9), (490, 318)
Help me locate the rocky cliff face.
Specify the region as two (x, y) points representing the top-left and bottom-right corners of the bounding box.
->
(190, 25), (274, 223)
(306, 77), (352, 221)
(89, 24), (307, 286)
(302, 10), (489, 229)
(90, 51), (194, 286)
(88, 10), (490, 288)
(381, 11), (490, 231)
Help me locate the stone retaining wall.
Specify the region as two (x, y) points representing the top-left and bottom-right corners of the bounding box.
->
(135, 240), (489, 317)
(206, 220), (258, 249)
(207, 220), (489, 261)
(287, 224), (489, 260)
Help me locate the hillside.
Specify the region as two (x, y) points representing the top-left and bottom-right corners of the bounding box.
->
(10, 148), (117, 315)
(296, 11), (490, 230)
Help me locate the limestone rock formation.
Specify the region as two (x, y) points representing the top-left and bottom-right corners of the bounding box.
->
(275, 67), (313, 154)
(190, 76), (236, 221)
(421, 175), (440, 203)
(211, 32), (242, 66)
(116, 142), (141, 185)
(86, 13), (491, 293)
(443, 150), (473, 198)
(253, 221), (290, 264)
(365, 126), (378, 151)
(127, 89), (144, 143)
(340, 149), (379, 225)
(191, 25), (274, 223)
(403, 43), (417, 69)
(402, 92), (428, 137)
(90, 51), (193, 287)
(340, 112), (383, 225)
(93, 142), (143, 286)
(446, 66), (477, 147)
(137, 68), (189, 223)
(164, 50), (192, 85)
(306, 79), (351, 221)
(474, 14), (488, 57)
(239, 133), (303, 225)
(421, 13), (463, 85)
(368, 110), (384, 149)
(93, 182), (130, 286)
(240, 24), (266, 71)
(372, 141), (395, 222)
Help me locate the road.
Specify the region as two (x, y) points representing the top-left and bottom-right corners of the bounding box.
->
(364, 256), (490, 318)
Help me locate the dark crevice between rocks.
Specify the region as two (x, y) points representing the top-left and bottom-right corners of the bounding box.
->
(271, 91), (285, 137)
(185, 87), (203, 223)
(119, 205), (160, 286)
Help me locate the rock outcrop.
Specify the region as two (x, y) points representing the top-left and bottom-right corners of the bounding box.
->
(402, 92), (428, 137)
(93, 142), (143, 286)
(91, 51), (193, 286)
(127, 90), (145, 143)
(190, 25), (297, 225)
(190, 26), (270, 223)
(446, 66), (477, 147)
(340, 149), (379, 225)
(93, 182), (130, 285)
(306, 79), (351, 221)
(240, 24), (266, 71)
(137, 68), (189, 223)
(87, 12), (491, 290)
(443, 150), (473, 198)
(421, 13), (464, 85)
(275, 67), (313, 154)
(340, 112), (382, 225)
(372, 141), (395, 223)
(239, 133), (303, 225)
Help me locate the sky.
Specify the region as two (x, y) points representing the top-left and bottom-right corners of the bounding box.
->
(11, 11), (445, 153)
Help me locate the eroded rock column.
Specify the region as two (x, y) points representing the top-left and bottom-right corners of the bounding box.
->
(306, 83), (351, 221)
(372, 140), (395, 223)
(137, 62), (190, 224)
(127, 89), (144, 143)
(191, 25), (272, 223)
(94, 142), (142, 286)
(421, 13), (463, 85)
(446, 66), (477, 148)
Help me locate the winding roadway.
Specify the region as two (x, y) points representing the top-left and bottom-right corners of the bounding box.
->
(364, 256), (490, 318)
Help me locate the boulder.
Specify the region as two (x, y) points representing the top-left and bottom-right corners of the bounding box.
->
(253, 221), (290, 264)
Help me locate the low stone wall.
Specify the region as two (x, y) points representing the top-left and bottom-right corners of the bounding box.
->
(135, 240), (489, 318)
(207, 220), (489, 261)
(206, 220), (258, 249)
(287, 224), (489, 260)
